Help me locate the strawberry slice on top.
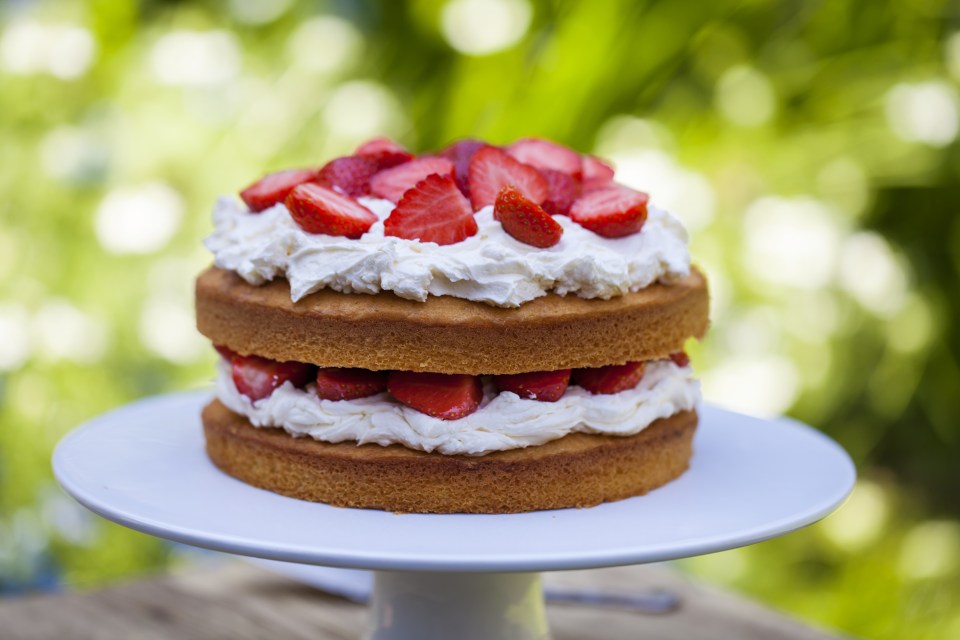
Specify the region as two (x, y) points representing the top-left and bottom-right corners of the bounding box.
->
(467, 146), (549, 210)
(387, 371), (483, 420)
(494, 186), (563, 249)
(231, 354), (316, 401)
(581, 155), (615, 190)
(314, 155), (380, 197)
(285, 183), (378, 239)
(315, 367), (388, 401)
(507, 138), (583, 179)
(572, 361), (646, 395)
(383, 173), (477, 245)
(369, 156), (455, 203)
(355, 136), (415, 169)
(493, 369), (571, 402)
(539, 168), (580, 216)
(240, 168), (317, 212)
(569, 184), (649, 238)
(439, 138), (490, 198)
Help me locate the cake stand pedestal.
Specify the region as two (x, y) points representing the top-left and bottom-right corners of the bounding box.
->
(53, 392), (855, 640)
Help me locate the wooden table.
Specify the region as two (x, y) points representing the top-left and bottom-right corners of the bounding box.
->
(0, 560), (840, 639)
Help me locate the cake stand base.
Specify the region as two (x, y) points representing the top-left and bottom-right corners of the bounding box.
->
(367, 571), (546, 640)
(52, 392), (856, 640)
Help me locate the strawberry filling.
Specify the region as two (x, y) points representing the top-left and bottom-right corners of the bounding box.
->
(214, 345), (693, 419)
(234, 136), (656, 244)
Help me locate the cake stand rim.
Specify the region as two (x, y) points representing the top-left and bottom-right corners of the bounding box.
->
(52, 390), (856, 573)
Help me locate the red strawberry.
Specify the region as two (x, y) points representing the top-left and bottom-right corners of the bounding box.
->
(467, 147), (549, 210)
(355, 136), (415, 169)
(539, 169), (580, 216)
(569, 185), (649, 238)
(370, 157), (455, 203)
(231, 355), (316, 401)
(440, 138), (492, 197)
(315, 368), (388, 401)
(213, 344), (238, 360)
(581, 155), (615, 190)
(240, 168), (317, 212)
(507, 138), (582, 178)
(573, 362), (646, 395)
(494, 369), (571, 402)
(383, 174), (477, 245)
(669, 351), (691, 368)
(494, 186), (563, 249)
(285, 183), (378, 238)
(314, 155), (380, 197)
(387, 371), (483, 420)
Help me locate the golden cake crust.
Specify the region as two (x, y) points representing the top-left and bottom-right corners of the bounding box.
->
(202, 399), (697, 514)
(195, 266), (709, 374)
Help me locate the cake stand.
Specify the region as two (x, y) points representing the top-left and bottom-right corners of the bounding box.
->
(53, 391), (855, 640)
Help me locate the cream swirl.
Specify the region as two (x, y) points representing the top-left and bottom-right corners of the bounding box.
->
(214, 360), (700, 456)
(205, 195), (691, 307)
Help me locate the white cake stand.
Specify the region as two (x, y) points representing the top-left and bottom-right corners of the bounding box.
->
(53, 391), (855, 640)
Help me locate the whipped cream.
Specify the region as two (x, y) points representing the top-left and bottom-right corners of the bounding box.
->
(215, 360), (700, 456)
(205, 195), (691, 307)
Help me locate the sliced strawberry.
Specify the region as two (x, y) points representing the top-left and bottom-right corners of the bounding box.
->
(539, 169), (580, 216)
(467, 147), (549, 210)
(493, 369), (571, 402)
(581, 155), (615, 190)
(669, 352), (691, 368)
(285, 183), (378, 238)
(569, 185), (649, 238)
(240, 168), (317, 212)
(439, 138), (491, 197)
(387, 371), (483, 420)
(231, 355), (316, 401)
(494, 186), (563, 249)
(355, 136), (415, 169)
(383, 174), (477, 245)
(213, 344), (238, 361)
(315, 367), (388, 401)
(314, 155), (380, 197)
(370, 157), (455, 203)
(507, 138), (582, 178)
(573, 362), (646, 395)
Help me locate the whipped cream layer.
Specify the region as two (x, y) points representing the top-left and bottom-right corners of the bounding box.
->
(215, 360), (700, 456)
(205, 196), (691, 307)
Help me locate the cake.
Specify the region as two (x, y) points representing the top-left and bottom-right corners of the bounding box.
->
(195, 136), (709, 513)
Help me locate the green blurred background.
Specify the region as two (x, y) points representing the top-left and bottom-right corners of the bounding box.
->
(1, 0), (959, 637)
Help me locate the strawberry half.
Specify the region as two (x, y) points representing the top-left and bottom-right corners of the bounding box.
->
(467, 146), (549, 210)
(383, 174), (477, 245)
(314, 155), (380, 197)
(231, 355), (316, 401)
(214, 344), (238, 360)
(439, 138), (490, 198)
(494, 369), (571, 402)
(573, 362), (646, 395)
(569, 185), (649, 238)
(581, 155), (615, 190)
(355, 136), (415, 169)
(669, 351), (691, 368)
(285, 183), (378, 238)
(387, 371), (483, 420)
(539, 168), (580, 216)
(507, 138), (582, 179)
(370, 157), (455, 203)
(315, 367), (388, 401)
(494, 186), (563, 249)
(240, 168), (317, 212)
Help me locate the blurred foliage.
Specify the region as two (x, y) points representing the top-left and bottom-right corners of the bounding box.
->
(1, 0), (959, 637)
